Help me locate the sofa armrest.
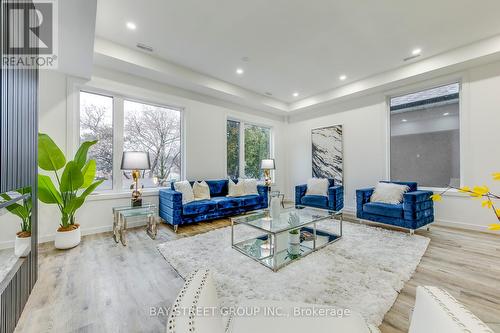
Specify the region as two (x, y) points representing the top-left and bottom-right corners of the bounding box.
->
(159, 189), (183, 225)
(257, 185), (269, 207)
(295, 184), (307, 206)
(328, 185), (344, 210)
(403, 190), (433, 204)
(356, 188), (374, 213)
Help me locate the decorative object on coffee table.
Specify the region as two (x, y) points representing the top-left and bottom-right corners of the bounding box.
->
(121, 151), (151, 207)
(270, 191), (282, 219)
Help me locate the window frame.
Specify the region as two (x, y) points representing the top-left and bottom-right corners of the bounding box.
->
(225, 116), (274, 181)
(68, 79), (185, 195)
(386, 79), (465, 191)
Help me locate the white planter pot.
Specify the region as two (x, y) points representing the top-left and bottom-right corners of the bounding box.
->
(14, 236), (31, 257)
(288, 231), (301, 255)
(55, 226), (81, 249)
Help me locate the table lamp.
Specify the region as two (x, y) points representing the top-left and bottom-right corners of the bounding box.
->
(260, 159), (275, 186)
(121, 151), (151, 207)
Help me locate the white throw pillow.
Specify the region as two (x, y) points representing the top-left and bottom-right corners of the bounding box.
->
(305, 178), (329, 197)
(227, 179), (245, 197)
(370, 182), (410, 204)
(193, 181), (211, 200)
(174, 180), (195, 204)
(240, 178), (258, 195)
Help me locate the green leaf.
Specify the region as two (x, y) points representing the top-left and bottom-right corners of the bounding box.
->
(38, 175), (63, 205)
(81, 160), (96, 188)
(71, 180), (104, 213)
(38, 133), (66, 171)
(60, 161), (84, 193)
(74, 140), (97, 169)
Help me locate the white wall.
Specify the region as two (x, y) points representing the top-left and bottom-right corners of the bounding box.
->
(26, 58), (500, 243)
(35, 67), (288, 243)
(286, 61), (500, 232)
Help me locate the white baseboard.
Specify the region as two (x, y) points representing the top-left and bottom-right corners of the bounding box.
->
(433, 218), (498, 234)
(38, 220), (148, 244)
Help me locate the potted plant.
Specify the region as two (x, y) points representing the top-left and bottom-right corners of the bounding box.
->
(38, 133), (103, 249)
(0, 187), (32, 257)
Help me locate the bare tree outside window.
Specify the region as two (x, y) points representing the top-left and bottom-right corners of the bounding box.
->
(79, 91), (113, 190)
(123, 100), (181, 188)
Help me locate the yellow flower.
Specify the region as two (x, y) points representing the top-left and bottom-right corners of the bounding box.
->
(496, 208), (500, 217)
(430, 194), (442, 202)
(488, 224), (500, 231)
(470, 185), (489, 198)
(458, 186), (471, 193)
(481, 200), (493, 209)
(493, 172), (500, 181)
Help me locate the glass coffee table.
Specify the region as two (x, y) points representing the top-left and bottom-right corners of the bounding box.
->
(231, 206), (342, 271)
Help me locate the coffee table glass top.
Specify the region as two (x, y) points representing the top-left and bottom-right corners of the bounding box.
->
(231, 205), (340, 233)
(230, 205), (343, 271)
(112, 203), (156, 218)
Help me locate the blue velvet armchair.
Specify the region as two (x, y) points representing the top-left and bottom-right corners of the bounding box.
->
(356, 181), (434, 233)
(295, 179), (344, 211)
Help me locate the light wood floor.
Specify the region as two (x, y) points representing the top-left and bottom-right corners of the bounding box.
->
(15, 216), (500, 333)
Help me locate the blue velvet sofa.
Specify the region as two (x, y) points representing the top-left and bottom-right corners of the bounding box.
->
(295, 179), (344, 211)
(356, 181), (434, 233)
(159, 179), (268, 231)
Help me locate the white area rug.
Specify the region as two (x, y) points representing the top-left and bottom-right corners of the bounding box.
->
(157, 221), (430, 326)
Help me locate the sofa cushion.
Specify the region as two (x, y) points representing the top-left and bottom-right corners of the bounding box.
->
(363, 202), (404, 218)
(305, 178), (329, 197)
(206, 180), (229, 197)
(211, 196), (244, 210)
(301, 195), (328, 207)
(370, 182), (409, 204)
(240, 194), (262, 207)
(183, 200), (217, 215)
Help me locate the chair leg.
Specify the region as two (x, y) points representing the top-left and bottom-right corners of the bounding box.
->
(409, 229), (415, 236)
(173, 225), (178, 233)
(426, 226), (431, 231)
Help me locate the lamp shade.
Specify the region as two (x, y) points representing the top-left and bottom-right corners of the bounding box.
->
(260, 159), (275, 170)
(121, 151), (151, 170)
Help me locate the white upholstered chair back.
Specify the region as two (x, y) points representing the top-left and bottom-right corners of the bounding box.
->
(409, 286), (493, 333)
(167, 269), (225, 333)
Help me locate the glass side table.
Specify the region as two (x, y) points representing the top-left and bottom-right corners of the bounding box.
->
(112, 203), (158, 246)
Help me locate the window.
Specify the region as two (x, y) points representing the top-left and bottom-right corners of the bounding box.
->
(226, 119), (271, 179)
(79, 90), (182, 192)
(79, 91), (113, 190)
(123, 100), (181, 189)
(226, 120), (240, 179)
(390, 82), (460, 188)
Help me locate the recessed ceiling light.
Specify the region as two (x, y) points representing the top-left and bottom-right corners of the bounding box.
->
(293, 92), (299, 97)
(402, 119), (408, 122)
(443, 112), (450, 116)
(412, 48), (422, 56)
(339, 75), (347, 81)
(126, 22), (137, 30)
(236, 68), (244, 75)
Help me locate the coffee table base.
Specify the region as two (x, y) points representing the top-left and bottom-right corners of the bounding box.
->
(232, 221), (342, 272)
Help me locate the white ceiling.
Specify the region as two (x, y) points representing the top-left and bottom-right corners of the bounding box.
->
(95, 0), (500, 107)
